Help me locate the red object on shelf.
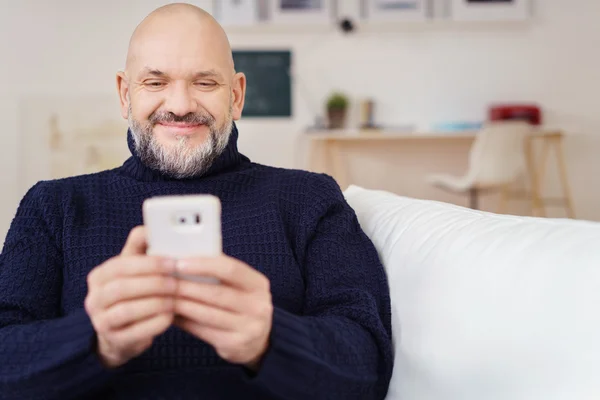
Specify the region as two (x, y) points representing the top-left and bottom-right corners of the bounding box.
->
(489, 104), (542, 126)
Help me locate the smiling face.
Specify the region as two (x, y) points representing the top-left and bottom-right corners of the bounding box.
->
(116, 4), (246, 178)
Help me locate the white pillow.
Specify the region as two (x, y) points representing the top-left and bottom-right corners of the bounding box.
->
(344, 185), (600, 400)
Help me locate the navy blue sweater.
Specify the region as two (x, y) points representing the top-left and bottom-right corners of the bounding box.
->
(0, 125), (393, 399)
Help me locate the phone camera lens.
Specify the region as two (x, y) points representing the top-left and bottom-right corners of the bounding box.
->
(195, 214), (201, 224)
(180, 217), (186, 224)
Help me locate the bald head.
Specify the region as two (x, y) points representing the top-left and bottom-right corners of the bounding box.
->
(125, 3), (234, 76)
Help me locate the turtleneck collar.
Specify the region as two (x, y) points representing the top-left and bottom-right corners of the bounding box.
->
(120, 122), (250, 182)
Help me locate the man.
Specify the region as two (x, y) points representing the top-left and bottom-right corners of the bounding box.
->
(0, 3), (393, 399)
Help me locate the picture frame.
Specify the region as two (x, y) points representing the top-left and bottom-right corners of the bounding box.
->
(268, 0), (337, 25)
(361, 0), (430, 22)
(450, 0), (530, 21)
(213, 0), (267, 27)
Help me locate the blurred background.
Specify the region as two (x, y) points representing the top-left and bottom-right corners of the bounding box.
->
(1, 0), (599, 243)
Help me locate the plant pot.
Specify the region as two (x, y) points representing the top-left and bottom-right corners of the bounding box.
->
(327, 108), (347, 129)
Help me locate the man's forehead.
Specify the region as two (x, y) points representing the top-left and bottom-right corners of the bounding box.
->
(126, 18), (233, 77)
(134, 32), (224, 57)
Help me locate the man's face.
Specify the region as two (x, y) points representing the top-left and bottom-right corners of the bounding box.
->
(116, 20), (245, 178)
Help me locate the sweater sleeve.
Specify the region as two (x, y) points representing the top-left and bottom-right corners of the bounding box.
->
(248, 174), (394, 399)
(0, 182), (112, 399)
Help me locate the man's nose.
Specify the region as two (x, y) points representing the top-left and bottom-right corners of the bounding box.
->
(164, 82), (197, 117)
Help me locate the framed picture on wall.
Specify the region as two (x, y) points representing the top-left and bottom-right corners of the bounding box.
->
(213, 0), (267, 27)
(268, 0), (337, 24)
(361, 0), (430, 22)
(450, 0), (530, 21)
(232, 50), (292, 117)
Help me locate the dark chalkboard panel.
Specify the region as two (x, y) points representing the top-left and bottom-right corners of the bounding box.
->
(232, 50), (292, 118)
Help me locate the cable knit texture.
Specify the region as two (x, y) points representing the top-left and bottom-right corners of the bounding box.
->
(0, 124), (393, 400)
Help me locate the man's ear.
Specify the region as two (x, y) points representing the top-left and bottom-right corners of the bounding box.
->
(116, 71), (130, 120)
(231, 72), (246, 121)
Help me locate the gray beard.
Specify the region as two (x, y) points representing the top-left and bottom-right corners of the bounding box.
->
(127, 103), (233, 179)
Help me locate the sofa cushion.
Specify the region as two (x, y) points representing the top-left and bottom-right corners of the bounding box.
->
(343, 185), (600, 400)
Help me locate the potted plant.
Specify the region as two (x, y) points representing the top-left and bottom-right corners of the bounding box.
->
(326, 92), (349, 129)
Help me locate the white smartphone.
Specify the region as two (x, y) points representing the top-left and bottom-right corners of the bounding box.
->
(143, 194), (222, 283)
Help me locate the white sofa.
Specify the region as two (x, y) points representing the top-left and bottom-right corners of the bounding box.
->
(343, 185), (600, 400)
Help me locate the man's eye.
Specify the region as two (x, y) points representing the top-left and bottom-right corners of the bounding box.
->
(145, 81), (165, 88)
(195, 82), (216, 88)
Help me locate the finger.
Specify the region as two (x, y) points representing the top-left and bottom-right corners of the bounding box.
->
(176, 280), (247, 313)
(90, 256), (176, 286)
(121, 226), (148, 256)
(174, 316), (226, 347)
(102, 297), (174, 330)
(111, 312), (173, 349)
(99, 275), (177, 309)
(176, 256), (269, 292)
(174, 298), (240, 331)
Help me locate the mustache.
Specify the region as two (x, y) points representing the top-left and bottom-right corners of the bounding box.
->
(149, 110), (215, 126)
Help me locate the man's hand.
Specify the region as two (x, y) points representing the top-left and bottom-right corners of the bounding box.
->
(84, 226), (177, 368)
(173, 255), (273, 370)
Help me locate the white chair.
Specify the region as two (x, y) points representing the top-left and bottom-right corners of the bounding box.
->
(428, 121), (532, 211)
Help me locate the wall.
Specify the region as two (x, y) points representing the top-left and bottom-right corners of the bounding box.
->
(1, 0), (599, 242)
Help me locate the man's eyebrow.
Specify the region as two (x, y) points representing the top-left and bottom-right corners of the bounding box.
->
(192, 70), (223, 80)
(138, 68), (223, 80)
(139, 67), (166, 78)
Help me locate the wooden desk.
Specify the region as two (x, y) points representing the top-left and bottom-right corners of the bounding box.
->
(307, 129), (575, 218)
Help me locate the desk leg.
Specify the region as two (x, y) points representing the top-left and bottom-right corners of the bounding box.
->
(308, 140), (324, 173)
(553, 137), (576, 218)
(525, 137), (546, 217)
(328, 142), (349, 190)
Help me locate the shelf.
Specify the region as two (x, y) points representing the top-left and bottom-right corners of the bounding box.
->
(222, 18), (531, 35)
(223, 23), (337, 35)
(357, 19), (531, 33)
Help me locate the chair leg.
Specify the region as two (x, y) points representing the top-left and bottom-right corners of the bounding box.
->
(525, 136), (546, 217)
(553, 137), (576, 218)
(469, 188), (479, 210)
(497, 184), (510, 214)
